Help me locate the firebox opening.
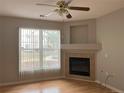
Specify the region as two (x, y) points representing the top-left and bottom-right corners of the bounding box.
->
(69, 57), (90, 76)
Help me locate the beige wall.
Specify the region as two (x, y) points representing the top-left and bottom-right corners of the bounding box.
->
(96, 8), (124, 91)
(0, 17), (3, 83)
(0, 16), (63, 84)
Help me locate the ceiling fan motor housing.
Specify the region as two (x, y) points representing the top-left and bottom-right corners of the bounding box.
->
(55, 1), (69, 15)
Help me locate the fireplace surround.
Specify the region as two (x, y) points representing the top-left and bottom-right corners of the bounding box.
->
(63, 50), (96, 81)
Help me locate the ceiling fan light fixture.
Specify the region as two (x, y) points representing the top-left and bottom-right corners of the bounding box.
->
(66, 13), (72, 19)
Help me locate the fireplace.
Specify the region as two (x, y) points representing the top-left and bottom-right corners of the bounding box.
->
(64, 52), (95, 80)
(69, 57), (90, 76)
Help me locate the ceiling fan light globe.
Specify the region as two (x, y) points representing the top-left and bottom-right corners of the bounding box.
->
(66, 13), (72, 19)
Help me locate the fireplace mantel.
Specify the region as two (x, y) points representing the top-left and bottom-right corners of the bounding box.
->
(61, 43), (101, 50)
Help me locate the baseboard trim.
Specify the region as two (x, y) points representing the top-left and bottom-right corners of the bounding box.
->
(95, 80), (124, 93)
(0, 76), (65, 87)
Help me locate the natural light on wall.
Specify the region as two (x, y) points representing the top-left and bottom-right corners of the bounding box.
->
(19, 28), (61, 77)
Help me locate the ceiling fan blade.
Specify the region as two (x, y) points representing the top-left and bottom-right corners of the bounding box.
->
(36, 3), (57, 7)
(64, 0), (73, 4)
(66, 13), (72, 19)
(40, 11), (54, 17)
(68, 6), (90, 11)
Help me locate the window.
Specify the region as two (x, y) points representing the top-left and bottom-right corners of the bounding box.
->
(19, 28), (61, 73)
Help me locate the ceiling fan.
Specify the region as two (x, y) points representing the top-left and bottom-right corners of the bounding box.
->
(36, 0), (90, 19)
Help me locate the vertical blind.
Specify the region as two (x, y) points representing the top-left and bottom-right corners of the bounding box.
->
(19, 28), (61, 75)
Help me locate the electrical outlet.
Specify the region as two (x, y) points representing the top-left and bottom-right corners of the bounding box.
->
(101, 70), (104, 72)
(110, 73), (115, 77)
(106, 72), (109, 76)
(105, 72), (115, 77)
(105, 53), (109, 59)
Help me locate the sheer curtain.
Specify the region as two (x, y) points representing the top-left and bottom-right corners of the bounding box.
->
(19, 28), (61, 79)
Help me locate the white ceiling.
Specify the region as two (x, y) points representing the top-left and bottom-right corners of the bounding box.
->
(0, 0), (124, 22)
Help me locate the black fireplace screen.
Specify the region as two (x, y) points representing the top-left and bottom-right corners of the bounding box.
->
(69, 57), (90, 76)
